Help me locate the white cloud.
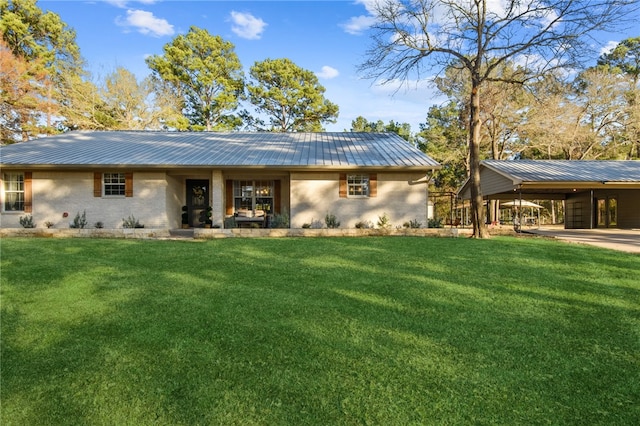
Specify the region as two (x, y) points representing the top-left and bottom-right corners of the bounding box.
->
(229, 11), (267, 40)
(116, 9), (174, 37)
(105, 0), (128, 7)
(600, 40), (619, 56)
(340, 15), (377, 35)
(106, 0), (157, 8)
(317, 66), (339, 79)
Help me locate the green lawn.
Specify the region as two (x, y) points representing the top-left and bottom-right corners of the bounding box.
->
(1, 236), (639, 425)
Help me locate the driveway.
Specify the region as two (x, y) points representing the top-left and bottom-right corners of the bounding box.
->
(528, 227), (640, 254)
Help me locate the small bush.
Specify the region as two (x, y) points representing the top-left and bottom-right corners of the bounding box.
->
(428, 218), (443, 228)
(44, 221), (54, 229)
(122, 215), (143, 229)
(19, 215), (35, 228)
(270, 211), (290, 229)
(355, 220), (373, 229)
(309, 219), (324, 229)
(224, 216), (237, 229)
(94, 221), (104, 229)
(403, 219), (422, 229)
(325, 213), (340, 229)
(69, 211), (87, 229)
(377, 213), (391, 229)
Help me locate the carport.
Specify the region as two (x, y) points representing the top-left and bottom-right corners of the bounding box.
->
(457, 160), (640, 229)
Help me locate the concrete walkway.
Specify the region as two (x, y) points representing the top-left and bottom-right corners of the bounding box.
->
(527, 226), (640, 254)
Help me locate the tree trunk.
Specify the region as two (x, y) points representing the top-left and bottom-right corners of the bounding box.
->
(469, 82), (488, 238)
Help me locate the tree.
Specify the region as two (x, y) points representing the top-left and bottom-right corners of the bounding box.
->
(350, 116), (386, 132)
(100, 67), (184, 130)
(0, 39), (51, 142)
(597, 37), (640, 158)
(146, 26), (244, 131)
(246, 58), (339, 132)
(53, 72), (108, 130)
(417, 102), (468, 191)
(519, 75), (581, 159)
(349, 116), (414, 142)
(433, 61), (530, 161)
(359, 0), (635, 238)
(1, 0), (83, 139)
(101, 68), (150, 130)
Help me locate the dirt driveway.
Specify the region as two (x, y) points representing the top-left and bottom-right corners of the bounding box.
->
(528, 227), (640, 254)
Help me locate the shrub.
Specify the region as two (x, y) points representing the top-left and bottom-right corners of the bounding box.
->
(325, 213), (340, 229)
(309, 219), (324, 229)
(94, 221), (104, 229)
(122, 215), (143, 229)
(403, 219), (422, 229)
(69, 211), (87, 229)
(428, 217), (443, 228)
(181, 206), (189, 225)
(270, 211), (290, 229)
(377, 213), (391, 229)
(19, 215), (35, 228)
(355, 220), (373, 229)
(44, 221), (54, 229)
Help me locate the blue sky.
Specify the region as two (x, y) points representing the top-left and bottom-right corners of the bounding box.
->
(40, 0), (636, 132)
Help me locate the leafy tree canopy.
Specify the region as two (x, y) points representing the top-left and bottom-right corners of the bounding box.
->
(146, 26), (244, 131)
(0, 0), (84, 140)
(0, 0), (82, 73)
(349, 116), (413, 142)
(597, 36), (640, 84)
(246, 58), (339, 132)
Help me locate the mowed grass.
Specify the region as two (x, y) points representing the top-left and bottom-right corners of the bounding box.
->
(1, 236), (639, 425)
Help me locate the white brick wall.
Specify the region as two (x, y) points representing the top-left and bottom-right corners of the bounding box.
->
(290, 172), (428, 228)
(2, 170), (429, 229)
(1, 171), (170, 229)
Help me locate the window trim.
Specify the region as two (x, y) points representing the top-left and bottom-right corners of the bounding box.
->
(226, 179), (281, 215)
(2, 172), (31, 212)
(94, 172), (133, 198)
(339, 173), (377, 198)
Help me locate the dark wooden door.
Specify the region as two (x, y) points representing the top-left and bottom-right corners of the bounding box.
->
(186, 179), (209, 227)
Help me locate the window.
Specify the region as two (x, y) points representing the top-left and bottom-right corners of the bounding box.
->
(103, 173), (125, 196)
(233, 180), (274, 213)
(94, 172), (132, 197)
(347, 175), (370, 197)
(339, 173), (377, 198)
(3, 172), (24, 211)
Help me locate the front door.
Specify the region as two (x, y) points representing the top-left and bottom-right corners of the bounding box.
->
(186, 179), (209, 227)
(596, 196), (618, 228)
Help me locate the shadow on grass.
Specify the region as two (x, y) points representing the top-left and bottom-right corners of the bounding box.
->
(1, 237), (639, 425)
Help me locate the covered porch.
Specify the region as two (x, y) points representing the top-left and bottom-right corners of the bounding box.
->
(169, 170), (289, 229)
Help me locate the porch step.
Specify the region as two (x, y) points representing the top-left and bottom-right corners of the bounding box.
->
(169, 229), (195, 239)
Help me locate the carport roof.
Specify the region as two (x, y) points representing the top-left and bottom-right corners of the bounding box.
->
(0, 131), (440, 170)
(482, 159), (640, 183)
(458, 159), (640, 199)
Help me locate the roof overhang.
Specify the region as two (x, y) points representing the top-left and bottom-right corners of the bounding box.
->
(0, 164), (440, 172)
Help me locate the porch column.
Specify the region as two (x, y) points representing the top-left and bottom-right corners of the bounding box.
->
(210, 170), (224, 227)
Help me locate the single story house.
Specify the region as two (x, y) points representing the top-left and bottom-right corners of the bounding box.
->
(457, 160), (640, 229)
(0, 131), (440, 229)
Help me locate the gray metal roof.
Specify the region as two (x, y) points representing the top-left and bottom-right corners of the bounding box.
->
(0, 131), (440, 170)
(482, 159), (640, 183)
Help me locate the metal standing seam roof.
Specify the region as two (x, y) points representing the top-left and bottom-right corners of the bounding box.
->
(482, 159), (640, 183)
(0, 131), (440, 170)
